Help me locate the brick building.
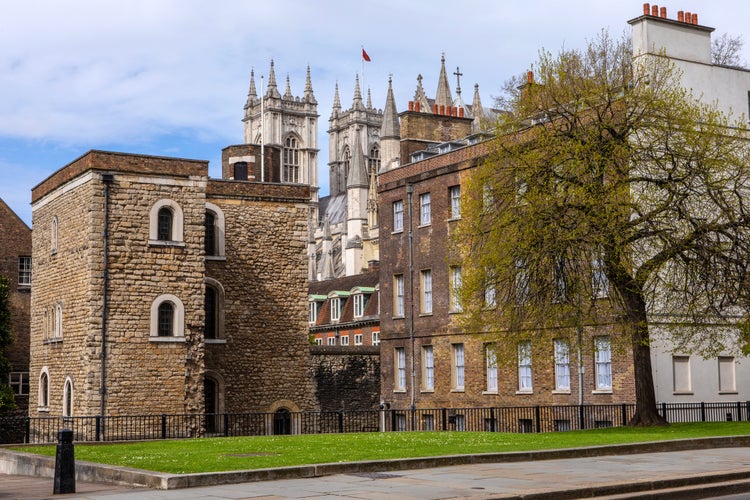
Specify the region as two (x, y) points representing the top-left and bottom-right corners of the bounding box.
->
(28, 150), (316, 431)
(0, 198), (31, 415)
(377, 120), (636, 425)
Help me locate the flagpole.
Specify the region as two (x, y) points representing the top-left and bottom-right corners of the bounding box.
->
(361, 45), (365, 101)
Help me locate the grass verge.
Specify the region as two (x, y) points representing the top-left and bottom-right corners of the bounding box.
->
(12, 422), (750, 474)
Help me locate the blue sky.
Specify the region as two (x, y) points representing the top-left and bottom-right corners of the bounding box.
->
(2, 1), (749, 226)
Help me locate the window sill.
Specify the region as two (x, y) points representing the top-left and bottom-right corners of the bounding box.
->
(391, 229), (404, 235)
(205, 255), (226, 261)
(205, 339), (227, 345)
(515, 390), (533, 395)
(50, 249), (57, 256)
(449, 310), (463, 314)
(552, 389), (571, 394)
(592, 389), (613, 394)
(418, 223), (431, 229)
(43, 338), (63, 345)
(672, 391), (694, 395)
(482, 390), (498, 395)
(392, 315), (405, 320)
(392, 389), (406, 394)
(447, 216), (461, 222)
(419, 313), (433, 317)
(148, 240), (186, 248)
(149, 336), (186, 343)
(37, 407), (50, 413)
(719, 391), (739, 395)
(17, 285), (31, 293)
(450, 388), (465, 393)
(421, 389), (434, 393)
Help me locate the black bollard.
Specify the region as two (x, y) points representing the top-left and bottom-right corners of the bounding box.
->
(53, 429), (75, 494)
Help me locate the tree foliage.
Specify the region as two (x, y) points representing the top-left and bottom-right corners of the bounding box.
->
(0, 276), (16, 412)
(456, 31), (750, 426)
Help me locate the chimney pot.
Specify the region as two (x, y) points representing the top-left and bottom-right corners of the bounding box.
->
(440, 105), (445, 115)
(415, 101), (420, 112)
(651, 5), (658, 16)
(685, 11), (691, 22)
(459, 107), (464, 118)
(643, 3), (650, 15)
(527, 70), (534, 83)
(408, 100), (414, 111)
(659, 6), (666, 18)
(433, 104), (438, 114)
(692, 13), (698, 24)
(677, 10), (684, 22)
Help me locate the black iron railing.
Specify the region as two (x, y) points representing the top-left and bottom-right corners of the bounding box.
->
(2, 401), (747, 444)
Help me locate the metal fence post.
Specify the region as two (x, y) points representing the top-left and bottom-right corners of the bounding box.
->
(441, 408), (447, 431)
(534, 406), (541, 433)
(701, 401), (706, 422)
(24, 417), (30, 444)
(578, 404), (585, 430)
(223, 413), (230, 437)
(161, 414), (167, 440)
(621, 403), (627, 427)
(337, 410), (344, 433)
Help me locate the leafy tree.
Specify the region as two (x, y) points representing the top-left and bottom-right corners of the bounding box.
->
(0, 276), (16, 412)
(712, 33), (746, 68)
(457, 31), (750, 426)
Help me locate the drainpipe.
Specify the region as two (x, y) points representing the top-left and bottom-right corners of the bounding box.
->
(406, 183), (416, 425)
(100, 173), (114, 439)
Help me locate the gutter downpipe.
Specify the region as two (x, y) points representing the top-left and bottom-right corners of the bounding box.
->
(406, 183), (416, 429)
(100, 173), (114, 440)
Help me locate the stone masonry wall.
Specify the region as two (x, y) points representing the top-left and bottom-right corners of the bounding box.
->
(310, 346), (380, 411)
(204, 180), (317, 413)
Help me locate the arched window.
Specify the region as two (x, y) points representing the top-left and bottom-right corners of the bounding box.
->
(63, 378), (74, 417)
(204, 203), (225, 258)
(157, 207), (173, 241)
(149, 199), (184, 244)
(204, 286), (217, 339)
(38, 369), (49, 410)
(52, 302), (63, 340)
(158, 301), (174, 337)
(51, 216), (58, 254)
(342, 147), (350, 190)
(203, 278), (225, 341)
(150, 294), (185, 339)
(283, 135), (300, 183)
(368, 145), (380, 176)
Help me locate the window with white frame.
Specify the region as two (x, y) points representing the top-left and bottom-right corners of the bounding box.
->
(63, 378), (74, 417)
(38, 369), (49, 410)
(421, 269), (432, 314)
(419, 192), (431, 225)
(422, 345), (434, 390)
(353, 293), (367, 318)
(518, 341), (533, 392)
(354, 334), (363, 345)
(53, 303), (63, 339)
(554, 339), (571, 391)
(327, 336), (336, 346)
(205, 203), (226, 258)
(330, 297), (342, 322)
(672, 355), (691, 393)
(592, 249), (609, 298)
(9, 372), (29, 395)
(395, 347), (406, 391)
(718, 356), (736, 393)
(150, 294), (185, 339)
(309, 301), (320, 325)
(394, 274), (404, 317)
(450, 266), (462, 312)
(341, 335), (350, 346)
(449, 185), (461, 219)
(18, 256), (31, 287)
(594, 336), (612, 391)
(485, 344), (498, 393)
(315, 337), (323, 345)
(372, 331), (380, 346)
(283, 135), (300, 183)
(393, 200), (404, 232)
(484, 283), (496, 308)
(515, 259), (529, 304)
(452, 343), (465, 390)
(149, 199), (184, 244)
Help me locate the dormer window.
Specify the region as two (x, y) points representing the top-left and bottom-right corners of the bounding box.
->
(353, 294), (365, 318)
(309, 297), (324, 325)
(330, 297), (342, 322)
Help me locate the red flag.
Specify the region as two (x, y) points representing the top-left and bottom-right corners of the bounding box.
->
(362, 48), (371, 62)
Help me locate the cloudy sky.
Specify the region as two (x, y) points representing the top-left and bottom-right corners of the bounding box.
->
(2, 1), (749, 225)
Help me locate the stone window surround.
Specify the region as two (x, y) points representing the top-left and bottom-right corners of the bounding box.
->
(38, 367), (50, 412)
(204, 278), (226, 344)
(148, 199), (185, 246)
(51, 216), (58, 254)
(205, 202), (226, 259)
(149, 294), (185, 341)
(63, 376), (74, 418)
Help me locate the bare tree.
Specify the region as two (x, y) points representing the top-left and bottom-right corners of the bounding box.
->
(712, 33), (746, 67)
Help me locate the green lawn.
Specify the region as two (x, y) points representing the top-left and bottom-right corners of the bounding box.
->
(13, 422), (750, 474)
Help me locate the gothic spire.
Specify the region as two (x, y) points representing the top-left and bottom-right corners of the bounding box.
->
(471, 83), (485, 131)
(284, 74), (293, 99)
(380, 75), (400, 139)
(266, 59), (281, 98)
(347, 125), (367, 188)
(434, 52), (453, 109)
(366, 88), (373, 109)
(245, 68), (257, 111)
(352, 74), (364, 110)
(414, 73), (430, 113)
(304, 65), (316, 104)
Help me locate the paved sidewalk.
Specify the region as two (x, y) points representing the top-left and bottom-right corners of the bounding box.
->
(3, 446), (750, 499)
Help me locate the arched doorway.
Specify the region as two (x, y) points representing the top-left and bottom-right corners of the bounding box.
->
(273, 408), (291, 435)
(204, 377), (219, 434)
